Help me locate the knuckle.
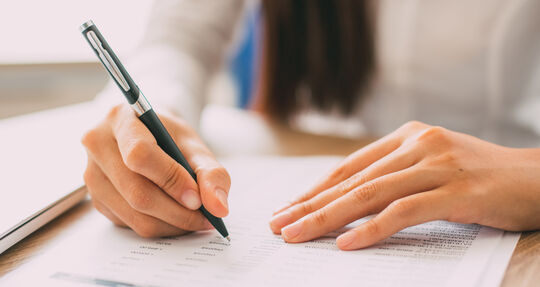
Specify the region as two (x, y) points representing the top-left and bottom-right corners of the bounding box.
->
(207, 166), (231, 186)
(291, 193), (310, 206)
(352, 181), (378, 204)
(124, 140), (153, 172)
(416, 126), (448, 144)
(427, 152), (460, 169)
(364, 220), (380, 235)
(350, 172), (369, 187)
(126, 187), (154, 212)
(197, 164), (232, 192)
(162, 162), (185, 191)
(332, 179), (354, 197)
(440, 152), (459, 166)
(400, 121), (425, 132)
(106, 104), (124, 121)
(388, 198), (416, 218)
(298, 201), (314, 215)
(199, 165), (230, 181)
(330, 163), (351, 180)
(81, 128), (102, 150)
(311, 210), (329, 226)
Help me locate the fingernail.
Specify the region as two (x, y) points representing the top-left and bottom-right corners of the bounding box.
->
(270, 211), (292, 232)
(337, 231), (356, 249)
(281, 221), (303, 241)
(215, 188), (228, 209)
(181, 189), (201, 210)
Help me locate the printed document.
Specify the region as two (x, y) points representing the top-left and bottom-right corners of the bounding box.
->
(2, 157), (520, 287)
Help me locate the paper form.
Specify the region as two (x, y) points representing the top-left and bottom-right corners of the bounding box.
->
(476, 231), (520, 287)
(1, 156), (520, 287)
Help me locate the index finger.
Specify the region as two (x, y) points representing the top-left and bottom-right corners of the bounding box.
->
(141, 111), (231, 218)
(273, 133), (402, 215)
(174, 139), (231, 219)
(336, 189), (455, 250)
(109, 105), (202, 210)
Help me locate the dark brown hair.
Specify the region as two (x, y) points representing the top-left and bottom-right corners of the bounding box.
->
(261, 0), (376, 121)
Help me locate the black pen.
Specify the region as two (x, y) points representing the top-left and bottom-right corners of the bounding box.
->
(79, 20), (230, 241)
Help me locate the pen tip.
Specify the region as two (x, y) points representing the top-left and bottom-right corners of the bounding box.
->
(226, 236), (231, 242)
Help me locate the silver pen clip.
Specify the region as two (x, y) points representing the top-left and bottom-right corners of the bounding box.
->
(85, 30), (130, 92)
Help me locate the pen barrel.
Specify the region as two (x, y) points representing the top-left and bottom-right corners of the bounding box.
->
(139, 109), (197, 180)
(138, 109), (228, 238)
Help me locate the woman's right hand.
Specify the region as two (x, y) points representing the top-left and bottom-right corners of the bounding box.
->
(82, 104), (231, 237)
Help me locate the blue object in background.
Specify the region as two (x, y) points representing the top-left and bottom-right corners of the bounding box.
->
(230, 5), (261, 109)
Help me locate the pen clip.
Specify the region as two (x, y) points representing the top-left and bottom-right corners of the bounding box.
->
(85, 30), (130, 92)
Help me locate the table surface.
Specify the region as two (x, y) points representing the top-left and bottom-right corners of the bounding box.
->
(0, 110), (539, 286)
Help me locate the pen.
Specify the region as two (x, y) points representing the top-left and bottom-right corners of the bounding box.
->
(79, 20), (230, 242)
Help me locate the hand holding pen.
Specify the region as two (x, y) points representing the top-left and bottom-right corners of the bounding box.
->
(80, 21), (230, 240)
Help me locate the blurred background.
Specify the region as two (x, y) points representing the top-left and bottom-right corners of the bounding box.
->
(0, 0), (259, 120)
(0, 0), (153, 118)
(0, 0), (361, 157)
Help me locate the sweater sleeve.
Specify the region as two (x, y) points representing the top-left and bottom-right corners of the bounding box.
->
(94, 0), (246, 128)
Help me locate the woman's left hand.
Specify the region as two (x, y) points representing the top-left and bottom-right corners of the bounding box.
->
(269, 121), (540, 250)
